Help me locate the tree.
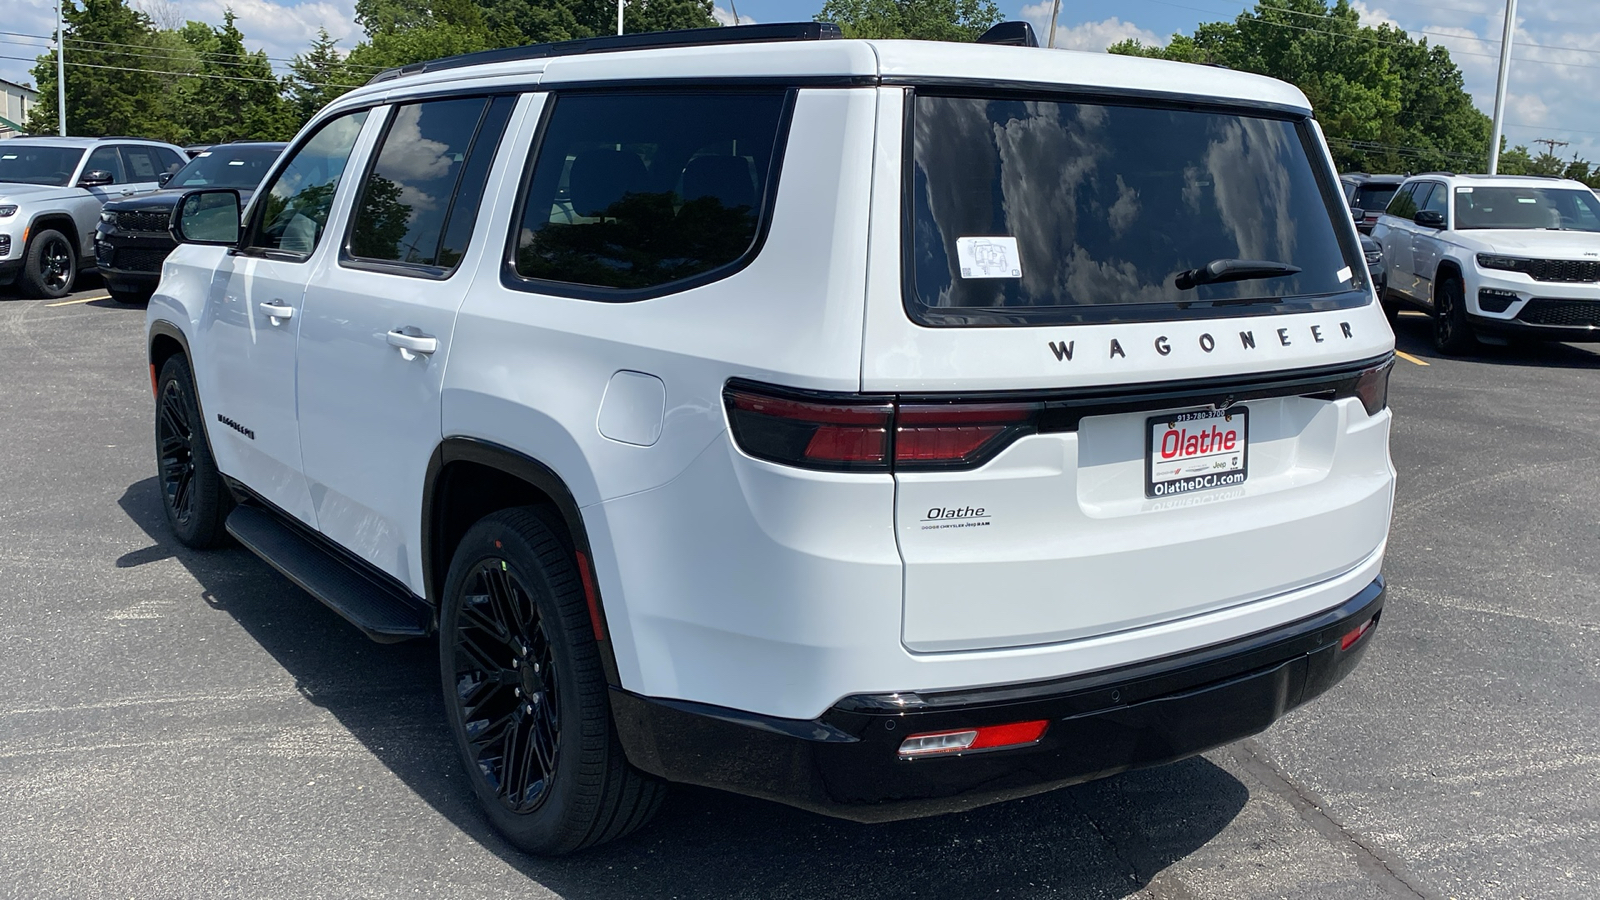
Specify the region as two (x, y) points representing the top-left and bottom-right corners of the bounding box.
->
(346, 0), (495, 72)
(27, 0), (168, 136)
(1108, 0), (1494, 175)
(287, 28), (360, 125)
(816, 0), (1000, 41)
(625, 0), (717, 35)
(168, 10), (293, 142)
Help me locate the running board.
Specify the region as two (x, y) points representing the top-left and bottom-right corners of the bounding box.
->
(225, 505), (431, 643)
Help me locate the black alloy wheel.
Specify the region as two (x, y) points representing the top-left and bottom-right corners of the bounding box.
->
(1433, 275), (1477, 355)
(154, 355), (232, 548)
(440, 509), (664, 855)
(20, 229), (76, 299)
(452, 557), (562, 814)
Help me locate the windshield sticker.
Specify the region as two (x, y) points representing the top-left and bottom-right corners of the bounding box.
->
(1457, 187), (1473, 193)
(227, 160), (245, 165)
(1, 155), (15, 160)
(955, 236), (1022, 279)
(198, 151), (212, 157)
(1336, 266), (1352, 283)
(1517, 198), (1537, 203)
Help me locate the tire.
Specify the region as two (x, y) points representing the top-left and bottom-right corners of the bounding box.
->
(19, 229), (77, 299)
(440, 509), (664, 855)
(1379, 287), (1400, 325)
(108, 285), (153, 305)
(155, 355), (233, 548)
(1433, 275), (1477, 355)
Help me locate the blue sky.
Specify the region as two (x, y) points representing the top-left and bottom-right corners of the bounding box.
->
(4, 0), (1599, 164)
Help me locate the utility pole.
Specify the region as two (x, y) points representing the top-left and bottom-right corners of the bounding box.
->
(1047, 0), (1062, 49)
(56, 0), (66, 136)
(728, 0), (740, 25)
(1532, 138), (1569, 156)
(1487, 0), (1518, 174)
(617, 0), (623, 35)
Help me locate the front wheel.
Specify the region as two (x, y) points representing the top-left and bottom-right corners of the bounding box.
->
(1433, 275), (1477, 355)
(155, 355), (233, 548)
(20, 229), (76, 299)
(440, 509), (664, 855)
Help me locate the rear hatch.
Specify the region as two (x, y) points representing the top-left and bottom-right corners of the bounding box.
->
(867, 89), (1396, 653)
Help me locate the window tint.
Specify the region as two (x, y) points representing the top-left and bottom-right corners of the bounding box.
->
(1386, 184), (1420, 219)
(157, 148), (186, 176)
(512, 91), (787, 292)
(1455, 186), (1600, 232)
(248, 111), (369, 257)
(0, 146), (83, 186)
(348, 96), (512, 270)
(1419, 183), (1447, 216)
(85, 146), (125, 183)
(121, 146), (166, 181)
(908, 94), (1359, 326)
(1352, 184), (1398, 211)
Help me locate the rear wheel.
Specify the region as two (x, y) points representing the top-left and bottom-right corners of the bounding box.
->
(155, 355), (233, 548)
(440, 509), (664, 855)
(20, 229), (76, 299)
(1433, 275), (1477, 355)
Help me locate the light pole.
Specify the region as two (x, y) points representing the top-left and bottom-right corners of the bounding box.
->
(1047, 0), (1061, 48)
(56, 0), (66, 136)
(617, 0), (624, 35)
(1487, 0), (1518, 174)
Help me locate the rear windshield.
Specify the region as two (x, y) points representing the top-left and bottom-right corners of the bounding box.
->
(170, 145), (283, 190)
(1454, 186), (1600, 232)
(1352, 184), (1399, 212)
(907, 94), (1363, 326)
(0, 146), (85, 186)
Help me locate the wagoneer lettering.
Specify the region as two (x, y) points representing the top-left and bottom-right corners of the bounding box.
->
(147, 21), (1394, 856)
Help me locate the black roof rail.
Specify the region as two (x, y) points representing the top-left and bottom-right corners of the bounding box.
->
(977, 22), (1038, 47)
(1416, 171), (1456, 177)
(368, 22), (844, 85)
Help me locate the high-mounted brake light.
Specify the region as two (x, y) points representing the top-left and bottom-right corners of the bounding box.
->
(898, 719), (1050, 758)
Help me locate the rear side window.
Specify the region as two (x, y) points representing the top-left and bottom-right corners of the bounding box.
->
(907, 94), (1361, 326)
(121, 146), (167, 181)
(1351, 183), (1398, 212)
(347, 96), (514, 273)
(509, 90), (788, 295)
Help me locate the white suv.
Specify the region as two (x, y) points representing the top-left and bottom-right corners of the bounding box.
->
(1372, 173), (1600, 353)
(145, 23), (1396, 854)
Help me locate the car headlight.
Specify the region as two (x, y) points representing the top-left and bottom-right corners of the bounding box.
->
(100, 210), (118, 225)
(1364, 250), (1382, 264)
(0, 204), (17, 218)
(1476, 253), (1527, 272)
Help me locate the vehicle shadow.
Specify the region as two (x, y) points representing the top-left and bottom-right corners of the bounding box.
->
(116, 476), (1248, 899)
(1390, 311), (1600, 369)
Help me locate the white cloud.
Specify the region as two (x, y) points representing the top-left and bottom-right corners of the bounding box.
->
(1349, 1), (1398, 30)
(712, 5), (753, 27)
(1017, 7), (1164, 52)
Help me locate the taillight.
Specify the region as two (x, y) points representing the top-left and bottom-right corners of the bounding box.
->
(724, 386), (893, 472)
(724, 382), (1042, 472)
(1353, 359), (1392, 416)
(895, 402), (1042, 469)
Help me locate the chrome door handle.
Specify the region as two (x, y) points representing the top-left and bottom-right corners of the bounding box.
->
(386, 329), (438, 360)
(258, 301), (295, 324)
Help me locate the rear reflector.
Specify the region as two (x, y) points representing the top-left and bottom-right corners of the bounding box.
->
(898, 719), (1049, 758)
(1339, 617), (1375, 651)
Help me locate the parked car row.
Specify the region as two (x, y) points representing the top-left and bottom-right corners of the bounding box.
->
(1347, 170), (1600, 353)
(0, 135), (286, 300)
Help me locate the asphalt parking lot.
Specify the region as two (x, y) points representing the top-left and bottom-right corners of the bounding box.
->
(1, 281), (1596, 900)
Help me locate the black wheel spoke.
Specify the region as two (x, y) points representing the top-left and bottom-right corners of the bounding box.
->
(451, 557), (561, 815)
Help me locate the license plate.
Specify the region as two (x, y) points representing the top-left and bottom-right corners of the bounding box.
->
(1145, 407), (1249, 498)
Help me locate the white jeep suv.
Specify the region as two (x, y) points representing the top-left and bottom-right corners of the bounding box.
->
(1371, 173), (1600, 353)
(145, 22), (1396, 854)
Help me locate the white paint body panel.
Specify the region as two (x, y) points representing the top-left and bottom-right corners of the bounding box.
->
(150, 39), (1393, 724)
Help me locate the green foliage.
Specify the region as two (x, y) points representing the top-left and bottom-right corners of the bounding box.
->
(27, 0), (168, 137)
(172, 11), (295, 143)
(816, 0), (1001, 41)
(287, 29), (361, 124)
(625, 0), (717, 35)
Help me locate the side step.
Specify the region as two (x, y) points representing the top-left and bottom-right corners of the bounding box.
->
(225, 505), (431, 643)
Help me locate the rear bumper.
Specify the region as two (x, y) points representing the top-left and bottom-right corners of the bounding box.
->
(612, 575), (1384, 822)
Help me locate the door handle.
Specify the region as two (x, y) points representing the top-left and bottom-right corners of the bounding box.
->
(386, 328), (438, 360)
(259, 301), (295, 324)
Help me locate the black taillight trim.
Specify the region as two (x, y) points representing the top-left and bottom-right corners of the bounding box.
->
(724, 353), (1394, 473)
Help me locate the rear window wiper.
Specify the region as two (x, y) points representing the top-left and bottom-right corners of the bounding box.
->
(1175, 258), (1302, 291)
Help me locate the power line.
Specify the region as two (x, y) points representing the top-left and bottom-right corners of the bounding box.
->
(0, 52), (345, 87)
(0, 27), (387, 73)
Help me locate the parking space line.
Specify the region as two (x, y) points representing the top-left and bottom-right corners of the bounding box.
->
(1395, 351), (1430, 367)
(44, 294), (111, 307)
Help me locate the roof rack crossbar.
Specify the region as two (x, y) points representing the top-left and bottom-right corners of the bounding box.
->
(368, 22), (844, 85)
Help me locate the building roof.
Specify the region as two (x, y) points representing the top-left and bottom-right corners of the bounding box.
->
(0, 78), (39, 98)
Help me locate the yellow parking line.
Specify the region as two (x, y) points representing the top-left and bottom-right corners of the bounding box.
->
(1395, 350), (1430, 367)
(44, 294), (111, 307)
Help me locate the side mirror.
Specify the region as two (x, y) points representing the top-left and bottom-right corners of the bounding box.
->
(171, 189), (242, 246)
(1349, 204), (1364, 223)
(158, 172), (172, 186)
(1414, 210), (1446, 228)
(78, 170), (115, 187)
